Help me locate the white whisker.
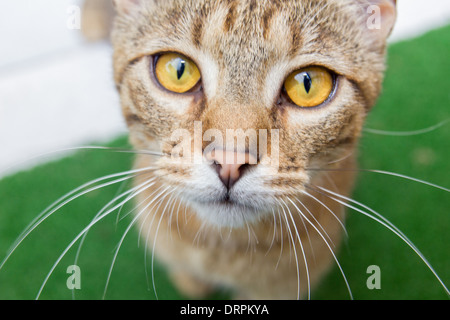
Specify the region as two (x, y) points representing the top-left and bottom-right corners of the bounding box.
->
(364, 118), (450, 136)
(277, 198), (306, 300)
(35, 178), (155, 299)
(292, 198), (318, 261)
(286, 197), (353, 300)
(0, 168), (155, 272)
(167, 190), (183, 242)
(175, 195), (186, 240)
(306, 168), (449, 193)
(0, 146), (163, 179)
(3, 166), (155, 264)
(150, 187), (178, 300)
(71, 176), (157, 299)
(295, 197), (334, 248)
(302, 190), (348, 237)
(244, 221), (257, 256)
(138, 185), (166, 247)
(103, 184), (171, 299)
(142, 186), (173, 290)
(265, 208), (278, 256)
(143, 187), (177, 289)
(326, 151), (354, 166)
(313, 185), (450, 297)
(275, 207), (284, 270)
(113, 179), (133, 230)
(193, 220), (208, 249)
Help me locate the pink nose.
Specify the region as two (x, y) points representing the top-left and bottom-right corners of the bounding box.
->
(206, 150), (257, 189)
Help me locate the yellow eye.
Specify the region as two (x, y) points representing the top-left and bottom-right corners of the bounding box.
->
(284, 67), (334, 108)
(155, 53), (201, 93)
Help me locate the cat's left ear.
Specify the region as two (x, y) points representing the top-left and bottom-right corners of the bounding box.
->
(363, 0), (397, 44)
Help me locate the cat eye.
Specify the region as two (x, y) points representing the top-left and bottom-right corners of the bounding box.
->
(154, 53), (201, 94)
(283, 67), (334, 108)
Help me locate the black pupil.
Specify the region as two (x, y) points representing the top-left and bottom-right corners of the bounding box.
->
(177, 59), (186, 80)
(303, 73), (312, 93)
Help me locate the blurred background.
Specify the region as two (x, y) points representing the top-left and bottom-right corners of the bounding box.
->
(0, 0), (125, 177)
(0, 0), (449, 300)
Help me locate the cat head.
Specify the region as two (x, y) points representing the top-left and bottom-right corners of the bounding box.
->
(111, 0), (396, 228)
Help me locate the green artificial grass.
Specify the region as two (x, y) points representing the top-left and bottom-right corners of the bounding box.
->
(0, 25), (449, 300)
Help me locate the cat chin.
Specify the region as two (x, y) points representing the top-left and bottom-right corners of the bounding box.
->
(188, 199), (269, 229)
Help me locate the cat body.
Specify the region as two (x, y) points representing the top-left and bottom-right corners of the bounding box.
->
(83, 0), (396, 299)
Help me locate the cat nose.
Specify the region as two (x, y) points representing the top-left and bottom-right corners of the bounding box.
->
(206, 150), (257, 190)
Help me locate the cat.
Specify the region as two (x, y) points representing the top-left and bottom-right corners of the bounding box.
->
(81, 0), (399, 300)
(3, 0), (447, 300)
(90, 0), (399, 299)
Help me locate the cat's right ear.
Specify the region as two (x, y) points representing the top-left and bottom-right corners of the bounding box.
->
(113, 0), (141, 14)
(362, 0), (397, 46)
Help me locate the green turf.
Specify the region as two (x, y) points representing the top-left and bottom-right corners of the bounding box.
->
(0, 25), (449, 300)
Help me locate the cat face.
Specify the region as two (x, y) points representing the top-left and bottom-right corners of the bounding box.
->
(111, 0), (396, 228)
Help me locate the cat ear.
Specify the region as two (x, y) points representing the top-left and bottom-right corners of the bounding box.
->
(113, 0), (141, 14)
(363, 0), (397, 43)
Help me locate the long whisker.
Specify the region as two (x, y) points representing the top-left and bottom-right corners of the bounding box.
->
(142, 186), (174, 247)
(363, 118), (450, 136)
(75, 177), (158, 261)
(193, 220), (208, 248)
(0, 146), (163, 179)
(151, 187), (178, 300)
(0, 167), (155, 272)
(138, 185), (167, 246)
(265, 208), (278, 256)
(245, 221), (255, 255)
(295, 197), (334, 248)
(103, 184), (171, 300)
(167, 190), (183, 242)
(311, 185), (450, 297)
(325, 151), (355, 166)
(305, 168), (449, 193)
(71, 176), (157, 299)
(113, 179), (132, 229)
(143, 186), (177, 292)
(286, 196), (353, 300)
(175, 194), (186, 240)
(145, 187), (178, 260)
(291, 199), (316, 262)
(35, 178), (155, 299)
(117, 180), (163, 225)
(278, 201), (292, 262)
(75, 178), (157, 265)
(302, 190), (348, 237)
(139, 185), (170, 291)
(277, 198), (306, 300)
(275, 207), (284, 270)
(4, 166), (156, 260)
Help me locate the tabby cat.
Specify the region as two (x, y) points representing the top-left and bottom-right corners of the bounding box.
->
(80, 0), (402, 299)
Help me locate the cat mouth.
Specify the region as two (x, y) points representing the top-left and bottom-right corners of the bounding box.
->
(218, 192), (236, 204)
(196, 195), (254, 210)
(216, 198), (235, 206)
(186, 190), (273, 228)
